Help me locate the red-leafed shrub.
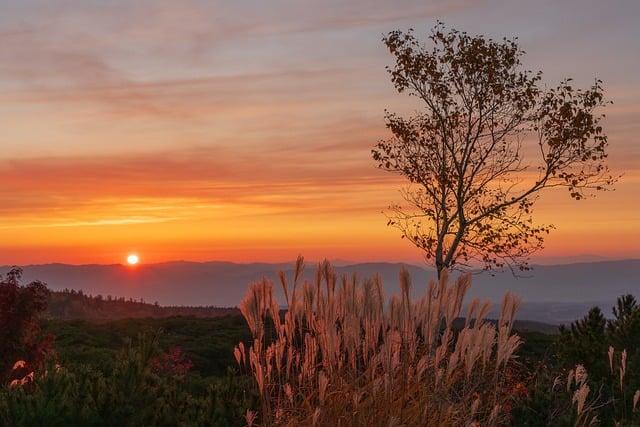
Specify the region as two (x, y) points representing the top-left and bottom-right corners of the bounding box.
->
(151, 346), (194, 377)
(0, 268), (52, 381)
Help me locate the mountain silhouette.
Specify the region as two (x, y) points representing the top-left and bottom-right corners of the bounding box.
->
(3, 259), (638, 324)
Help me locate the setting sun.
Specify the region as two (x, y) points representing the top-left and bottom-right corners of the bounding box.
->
(127, 254), (139, 265)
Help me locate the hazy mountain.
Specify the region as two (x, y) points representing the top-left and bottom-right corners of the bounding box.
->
(529, 254), (611, 265)
(2, 259), (638, 324)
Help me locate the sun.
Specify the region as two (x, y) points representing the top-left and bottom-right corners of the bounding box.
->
(127, 254), (139, 265)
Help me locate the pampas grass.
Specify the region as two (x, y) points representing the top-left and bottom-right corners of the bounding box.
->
(236, 256), (523, 426)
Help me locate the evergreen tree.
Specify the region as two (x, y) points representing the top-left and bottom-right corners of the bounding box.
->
(607, 294), (640, 351)
(558, 306), (608, 379)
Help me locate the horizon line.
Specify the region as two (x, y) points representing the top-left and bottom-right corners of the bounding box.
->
(3, 257), (640, 269)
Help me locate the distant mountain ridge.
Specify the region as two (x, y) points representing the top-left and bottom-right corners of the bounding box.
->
(43, 290), (559, 333)
(2, 259), (639, 324)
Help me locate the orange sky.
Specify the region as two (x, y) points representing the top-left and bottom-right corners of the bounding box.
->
(0, 0), (639, 265)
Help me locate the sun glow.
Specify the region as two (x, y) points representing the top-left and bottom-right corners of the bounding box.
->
(127, 254), (139, 265)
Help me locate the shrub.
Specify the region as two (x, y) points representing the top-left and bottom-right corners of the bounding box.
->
(0, 268), (51, 381)
(236, 257), (524, 426)
(557, 307), (608, 380)
(516, 295), (640, 426)
(0, 331), (258, 426)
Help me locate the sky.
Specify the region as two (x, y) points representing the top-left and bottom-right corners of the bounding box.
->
(0, 0), (638, 265)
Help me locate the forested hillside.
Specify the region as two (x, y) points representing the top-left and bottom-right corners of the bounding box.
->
(46, 289), (238, 321)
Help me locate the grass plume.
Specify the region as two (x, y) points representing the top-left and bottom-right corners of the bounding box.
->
(237, 256), (523, 426)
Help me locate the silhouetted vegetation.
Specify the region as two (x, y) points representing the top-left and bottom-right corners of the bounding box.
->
(509, 295), (640, 426)
(0, 268), (52, 382)
(373, 23), (615, 276)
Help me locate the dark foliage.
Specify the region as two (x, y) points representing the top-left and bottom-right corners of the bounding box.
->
(0, 332), (258, 427)
(557, 306), (608, 379)
(520, 295), (640, 425)
(0, 268), (51, 381)
(47, 289), (238, 321)
(42, 314), (252, 379)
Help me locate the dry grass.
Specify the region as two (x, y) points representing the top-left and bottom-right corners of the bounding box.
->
(236, 257), (524, 426)
(554, 347), (640, 426)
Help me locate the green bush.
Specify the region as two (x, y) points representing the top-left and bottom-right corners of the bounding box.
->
(511, 295), (640, 426)
(0, 332), (258, 427)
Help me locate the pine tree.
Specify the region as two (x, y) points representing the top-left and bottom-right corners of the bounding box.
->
(558, 306), (608, 378)
(607, 294), (640, 351)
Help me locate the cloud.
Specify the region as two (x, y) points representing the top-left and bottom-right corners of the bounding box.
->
(0, 28), (121, 88)
(0, 67), (365, 121)
(0, 216), (179, 230)
(0, 0), (478, 120)
(0, 26), (359, 120)
(0, 146), (399, 228)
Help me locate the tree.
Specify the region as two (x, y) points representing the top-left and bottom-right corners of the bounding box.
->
(555, 298), (640, 424)
(0, 268), (51, 380)
(607, 294), (640, 351)
(558, 307), (608, 379)
(606, 295), (640, 388)
(372, 23), (615, 276)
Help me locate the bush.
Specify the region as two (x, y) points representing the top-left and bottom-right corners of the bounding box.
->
(514, 295), (640, 426)
(0, 332), (258, 426)
(0, 268), (51, 381)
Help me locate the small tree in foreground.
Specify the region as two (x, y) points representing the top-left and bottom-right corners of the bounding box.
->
(0, 268), (51, 381)
(372, 23), (615, 276)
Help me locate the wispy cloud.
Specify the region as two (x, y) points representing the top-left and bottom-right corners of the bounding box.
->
(0, 146), (399, 230)
(0, 216), (180, 230)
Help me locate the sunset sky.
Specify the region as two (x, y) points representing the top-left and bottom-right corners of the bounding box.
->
(0, 0), (638, 265)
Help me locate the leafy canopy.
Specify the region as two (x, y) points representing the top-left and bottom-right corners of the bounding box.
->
(373, 23), (615, 275)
